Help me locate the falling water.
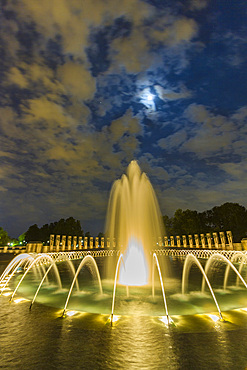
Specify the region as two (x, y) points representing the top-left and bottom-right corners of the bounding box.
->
(105, 161), (165, 284)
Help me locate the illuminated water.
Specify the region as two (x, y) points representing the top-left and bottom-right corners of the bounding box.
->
(1, 255), (247, 368)
(105, 160), (165, 285)
(1, 159), (247, 368)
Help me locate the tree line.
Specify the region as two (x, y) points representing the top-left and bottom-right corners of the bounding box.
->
(163, 202), (247, 242)
(1, 202), (247, 246)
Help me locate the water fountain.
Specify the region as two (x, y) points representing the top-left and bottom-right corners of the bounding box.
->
(2, 161), (247, 368)
(1, 161), (247, 326)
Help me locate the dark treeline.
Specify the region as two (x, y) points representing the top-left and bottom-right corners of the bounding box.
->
(24, 202), (247, 244)
(163, 202), (247, 242)
(25, 217), (85, 243)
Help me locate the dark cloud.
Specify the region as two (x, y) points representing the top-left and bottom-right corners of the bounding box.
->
(0, 0), (247, 237)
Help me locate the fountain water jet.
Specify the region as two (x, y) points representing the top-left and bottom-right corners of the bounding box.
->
(182, 254), (223, 320)
(105, 160), (164, 285)
(10, 254), (62, 302)
(201, 253), (247, 292)
(0, 254), (34, 294)
(62, 255), (102, 317)
(152, 253), (170, 324)
(110, 253), (125, 325)
(223, 253), (247, 289)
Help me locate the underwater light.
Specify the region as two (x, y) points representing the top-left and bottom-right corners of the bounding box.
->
(0, 287), (10, 291)
(66, 310), (77, 317)
(14, 298), (27, 303)
(159, 316), (174, 326)
(110, 314), (120, 324)
(2, 292), (12, 297)
(207, 314), (220, 322)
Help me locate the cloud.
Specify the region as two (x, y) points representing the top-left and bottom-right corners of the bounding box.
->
(154, 84), (192, 101)
(189, 0), (209, 10)
(151, 17), (198, 46)
(57, 62), (96, 100)
(157, 104), (246, 159)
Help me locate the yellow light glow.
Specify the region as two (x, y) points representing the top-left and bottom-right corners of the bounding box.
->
(0, 287), (10, 291)
(207, 314), (220, 322)
(119, 238), (148, 286)
(110, 314), (120, 323)
(241, 308), (247, 312)
(3, 292), (12, 297)
(14, 298), (28, 303)
(159, 316), (174, 326)
(66, 310), (77, 317)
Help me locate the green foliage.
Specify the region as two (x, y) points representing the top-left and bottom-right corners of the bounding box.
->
(18, 232), (26, 243)
(163, 202), (247, 242)
(0, 227), (10, 245)
(25, 217), (84, 242)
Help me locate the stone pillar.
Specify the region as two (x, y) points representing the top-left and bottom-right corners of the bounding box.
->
(73, 236), (77, 250)
(206, 233), (212, 249)
(67, 236), (72, 251)
(200, 234), (206, 249)
(84, 237), (88, 250)
(112, 237), (116, 248)
(188, 235), (193, 248)
(182, 235), (187, 248)
(43, 245), (48, 253)
(95, 237), (99, 248)
(158, 237), (162, 247)
(3, 246), (8, 253)
(176, 236), (181, 248)
(26, 243), (31, 253)
(101, 237), (104, 248)
(164, 236), (168, 247)
(170, 236), (175, 247)
(36, 243), (43, 253)
(107, 238), (110, 248)
(213, 232), (219, 249)
(55, 235), (60, 252)
(219, 232), (226, 250)
(90, 237), (93, 249)
(226, 231), (233, 250)
(49, 234), (54, 252)
(194, 234), (200, 249)
(241, 238), (247, 251)
(78, 236), (82, 249)
(61, 235), (66, 251)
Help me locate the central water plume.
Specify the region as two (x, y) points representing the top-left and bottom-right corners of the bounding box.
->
(105, 161), (165, 285)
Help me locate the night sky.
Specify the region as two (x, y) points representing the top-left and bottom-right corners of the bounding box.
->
(1, 0), (247, 237)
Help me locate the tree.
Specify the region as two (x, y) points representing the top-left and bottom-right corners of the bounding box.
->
(25, 218), (84, 242)
(25, 224), (41, 242)
(0, 227), (10, 245)
(163, 202), (247, 242)
(18, 232), (26, 244)
(163, 215), (173, 236)
(171, 209), (203, 236)
(206, 203), (247, 242)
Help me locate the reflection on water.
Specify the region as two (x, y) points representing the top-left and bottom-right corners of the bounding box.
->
(1, 297), (247, 369)
(2, 255), (247, 368)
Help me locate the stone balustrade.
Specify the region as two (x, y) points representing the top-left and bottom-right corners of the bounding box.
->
(24, 230), (237, 253)
(1, 230), (246, 254)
